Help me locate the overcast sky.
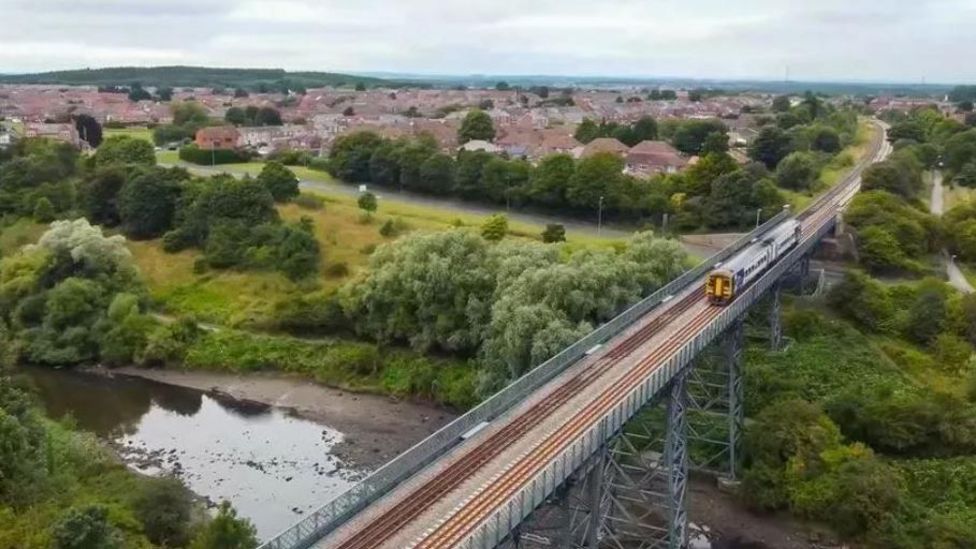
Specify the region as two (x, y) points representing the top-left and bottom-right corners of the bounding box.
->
(2, 0), (975, 83)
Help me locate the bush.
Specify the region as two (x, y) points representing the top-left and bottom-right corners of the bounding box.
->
(480, 214), (508, 241)
(50, 505), (121, 549)
(293, 193), (324, 210)
(32, 197), (55, 222)
(256, 161), (299, 202)
(541, 223), (566, 243)
(131, 477), (193, 547)
(178, 144), (251, 165)
(189, 501), (257, 549)
(325, 262), (349, 278)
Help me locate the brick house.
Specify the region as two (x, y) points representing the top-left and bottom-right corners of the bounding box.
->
(195, 126), (240, 150)
(579, 137), (629, 158)
(24, 122), (81, 147)
(625, 140), (687, 175)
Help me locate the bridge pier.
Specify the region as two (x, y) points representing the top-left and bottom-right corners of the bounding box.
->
(768, 281), (782, 351)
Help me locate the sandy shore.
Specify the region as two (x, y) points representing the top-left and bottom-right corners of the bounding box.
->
(112, 367), (457, 469)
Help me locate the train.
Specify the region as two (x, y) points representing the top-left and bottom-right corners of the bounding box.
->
(705, 219), (802, 305)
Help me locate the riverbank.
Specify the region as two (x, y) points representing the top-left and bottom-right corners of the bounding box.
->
(110, 366), (456, 469)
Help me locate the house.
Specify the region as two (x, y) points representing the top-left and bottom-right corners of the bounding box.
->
(195, 126), (240, 150)
(24, 122), (81, 147)
(579, 137), (629, 158)
(625, 140), (687, 175)
(536, 131), (581, 158)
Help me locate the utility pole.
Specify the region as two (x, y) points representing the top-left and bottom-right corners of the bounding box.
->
(598, 195), (604, 235)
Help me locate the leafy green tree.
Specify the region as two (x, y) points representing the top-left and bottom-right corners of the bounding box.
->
(495, 81), (511, 91)
(481, 158), (529, 207)
(861, 160), (921, 200)
(566, 152), (623, 209)
(808, 125), (841, 153)
(94, 135), (156, 167)
(858, 225), (913, 272)
(748, 126), (794, 169)
(254, 107), (282, 126)
(131, 476), (193, 547)
(632, 116), (658, 142)
(256, 161), (299, 202)
(368, 142), (400, 186)
(827, 270), (895, 332)
(328, 131), (384, 182)
(481, 214), (508, 241)
(574, 119), (601, 144)
(701, 132), (729, 154)
(541, 224), (566, 243)
(418, 153), (456, 195)
(33, 197), (55, 222)
(905, 287), (948, 345)
(458, 109), (496, 143)
(671, 119), (728, 154)
(529, 154), (575, 207)
(74, 114), (103, 148)
(355, 82), (367, 91)
(776, 151), (818, 190)
(224, 107), (247, 126)
(454, 150), (493, 199)
(79, 167), (128, 226)
(156, 87), (173, 101)
(189, 502), (258, 549)
(771, 95), (792, 112)
(172, 102), (210, 127)
(887, 120), (928, 143)
(51, 505), (121, 549)
(358, 191), (378, 216)
(118, 168), (184, 239)
(395, 136), (438, 191)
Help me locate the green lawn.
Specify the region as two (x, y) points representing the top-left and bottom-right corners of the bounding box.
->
(104, 126), (152, 142)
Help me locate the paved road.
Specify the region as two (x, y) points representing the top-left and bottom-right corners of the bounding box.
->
(930, 170), (974, 293)
(931, 170), (945, 215)
(163, 161), (633, 239)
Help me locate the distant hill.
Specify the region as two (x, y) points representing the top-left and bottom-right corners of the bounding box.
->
(0, 66), (410, 90)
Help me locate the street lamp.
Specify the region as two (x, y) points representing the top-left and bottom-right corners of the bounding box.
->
(755, 208), (762, 229)
(211, 139), (218, 167)
(598, 195), (605, 235)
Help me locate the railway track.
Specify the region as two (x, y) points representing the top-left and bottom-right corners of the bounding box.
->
(335, 291), (703, 549)
(334, 122), (889, 549)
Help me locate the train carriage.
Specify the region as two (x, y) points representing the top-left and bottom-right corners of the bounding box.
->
(706, 219), (801, 305)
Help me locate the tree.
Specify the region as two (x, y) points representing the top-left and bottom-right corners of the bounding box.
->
(495, 81), (511, 91)
(771, 95), (792, 112)
(127, 84), (151, 102)
(172, 102), (210, 127)
(74, 114), (103, 147)
(702, 132), (729, 154)
(748, 126), (794, 169)
(481, 214), (508, 241)
(33, 197), (55, 222)
(51, 505), (121, 549)
(861, 159), (921, 200)
(809, 126), (841, 153)
(358, 191), (377, 217)
(776, 151), (818, 190)
(574, 119), (601, 144)
(906, 287), (948, 345)
(329, 131), (384, 182)
(632, 116), (658, 142)
(671, 119), (728, 155)
(459, 109), (495, 143)
(94, 135), (156, 167)
(256, 161), (299, 202)
(189, 501), (258, 549)
(542, 224), (566, 243)
(132, 477), (193, 547)
(887, 120), (927, 143)
(454, 150), (493, 199)
(156, 87), (173, 101)
(343, 106), (355, 116)
(224, 107), (247, 126)
(355, 82), (367, 91)
(566, 152), (623, 209)
(827, 270), (895, 332)
(233, 87), (249, 98)
(529, 154), (575, 207)
(254, 107), (282, 126)
(118, 168), (184, 239)
(418, 153), (456, 195)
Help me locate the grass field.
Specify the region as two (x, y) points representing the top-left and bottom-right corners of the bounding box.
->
(0, 219), (47, 255)
(945, 182), (976, 211)
(104, 126), (153, 142)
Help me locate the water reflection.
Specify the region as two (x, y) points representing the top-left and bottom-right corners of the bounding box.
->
(23, 366), (358, 540)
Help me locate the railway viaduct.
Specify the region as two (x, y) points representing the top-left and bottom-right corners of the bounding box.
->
(261, 122), (891, 549)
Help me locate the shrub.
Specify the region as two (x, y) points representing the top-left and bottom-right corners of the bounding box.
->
(32, 197), (55, 222)
(130, 477), (193, 547)
(293, 193), (324, 210)
(256, 161), (299, 202)
(50, 505), (121, 549)
(541, 223), (566, 243)
(325, 262), (349, 278)
(178, 144), (251, 165)
(480, 214), (508, 241)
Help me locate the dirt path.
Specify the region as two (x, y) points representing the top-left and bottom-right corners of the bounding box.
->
(112, 367), (456, 469)
(688, 479), (844, 549)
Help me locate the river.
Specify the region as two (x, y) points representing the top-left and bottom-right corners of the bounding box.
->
(24, 366), (361, 541)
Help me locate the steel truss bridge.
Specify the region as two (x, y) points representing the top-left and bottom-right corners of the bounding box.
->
(262, 122), (891, 549)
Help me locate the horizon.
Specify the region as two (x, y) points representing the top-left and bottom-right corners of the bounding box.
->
(4, 0), (976, 84)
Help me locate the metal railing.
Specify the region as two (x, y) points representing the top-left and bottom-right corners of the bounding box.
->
(259, 212), (791, 549)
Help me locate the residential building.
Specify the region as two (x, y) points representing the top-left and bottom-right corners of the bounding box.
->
(625, 140), (687, 175)
(195, 126), (240, 149)
(579, 137), (629, 158)
(24, 122), (80, 147)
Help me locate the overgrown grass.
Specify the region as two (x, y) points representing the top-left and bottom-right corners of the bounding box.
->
(183, 329), (480, 409)
(0, 218), (47, 256)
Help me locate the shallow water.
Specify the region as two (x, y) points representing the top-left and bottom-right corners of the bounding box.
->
(24, 366), (359, 541)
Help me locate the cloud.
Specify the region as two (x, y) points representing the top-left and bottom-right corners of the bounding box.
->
(1, 0), (974, 82)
